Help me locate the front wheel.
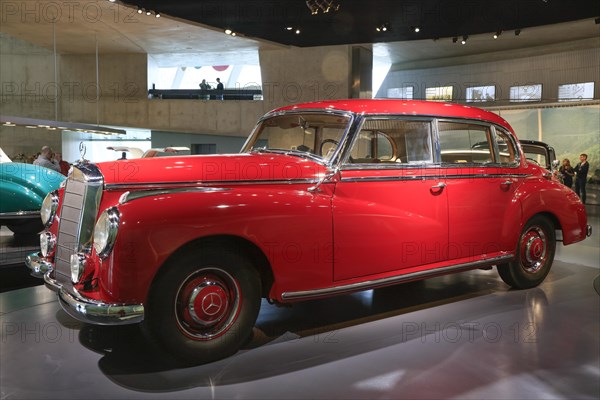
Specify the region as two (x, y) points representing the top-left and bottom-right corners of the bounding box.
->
(497, 216), (556, 289)
(144, 246), (261, 365)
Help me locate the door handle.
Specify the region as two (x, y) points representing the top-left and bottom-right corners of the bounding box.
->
(430, 182), (446, 194)
(501, 180), (513, 185)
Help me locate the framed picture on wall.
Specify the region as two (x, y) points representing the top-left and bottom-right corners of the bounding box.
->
(425, 86), (453, 101)
(510, 84), (543, 102)
(466, 86), (496, 102)
(387, 87), (414, 99)
(558, 82), (594, 102)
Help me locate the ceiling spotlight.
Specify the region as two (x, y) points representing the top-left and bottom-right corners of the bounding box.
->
(225, 29), (232, 35)
(108, 0), (116, 2)
(146, 10), (151, 16)
(231, 32), (236, 36)
(295, 29), (301, 34)
(515, 29), (521, 36)
(461, 35), (468, 45)
(452, 37), (458, 43)
(306, 0), (340, 15)
(137, 7), (143, 14)
(155, 12), (160, 18)
(412, 26), (420, 33)
(376, 23), (389, 32)
(594, 17), (599, 24)
(493, 30), (502, 39)
(286, 26), (293, 30)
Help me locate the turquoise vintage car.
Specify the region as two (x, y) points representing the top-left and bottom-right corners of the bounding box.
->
(0, 151), (65, 234)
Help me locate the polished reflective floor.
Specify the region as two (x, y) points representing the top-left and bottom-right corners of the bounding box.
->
(1, 214), (599, 399)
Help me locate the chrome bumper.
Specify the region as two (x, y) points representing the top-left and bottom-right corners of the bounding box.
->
(587, 224), (592, 237)
(42, 271), (144, 325)
(25, 252), (53, 278)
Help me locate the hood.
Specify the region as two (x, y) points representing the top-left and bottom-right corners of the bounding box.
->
(96, 153), (328, 186)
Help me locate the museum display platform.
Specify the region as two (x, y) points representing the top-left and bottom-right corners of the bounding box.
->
(1, 214), (598, 399)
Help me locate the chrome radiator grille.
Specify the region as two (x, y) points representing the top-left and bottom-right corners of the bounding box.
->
(53, 164), (103, 284)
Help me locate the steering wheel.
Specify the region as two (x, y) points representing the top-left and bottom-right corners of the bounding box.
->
(526, 157), (540, 166)
(319, 139), (339, 156)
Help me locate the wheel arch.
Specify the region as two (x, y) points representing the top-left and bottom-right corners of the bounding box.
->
(151, 234), (274, 299)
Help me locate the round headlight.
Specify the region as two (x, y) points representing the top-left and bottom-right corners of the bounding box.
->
(40, 191), (59, 227)
(93, 207), (120, 258)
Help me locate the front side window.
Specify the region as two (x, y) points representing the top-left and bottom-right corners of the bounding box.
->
(439, 121), (493, 164)
(346, 119), (433, 165)
(243, 113), (350, 162)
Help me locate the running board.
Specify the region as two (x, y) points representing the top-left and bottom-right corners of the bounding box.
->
(281, 254), (514, 301)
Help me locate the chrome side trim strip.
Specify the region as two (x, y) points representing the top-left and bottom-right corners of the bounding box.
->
(340, 173), (530, 183)
(106, 178), (318, 191)
(281, 254), (514, 300)
(0, 211), (39, 219)
(119, 187), (231, 204)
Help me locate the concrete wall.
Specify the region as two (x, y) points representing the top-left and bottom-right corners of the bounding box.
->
(377, 39), (600, 102)
(152, 131), (247, 154)
(259, 45), (352, 110)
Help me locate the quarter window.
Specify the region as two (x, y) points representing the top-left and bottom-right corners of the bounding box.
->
(495, 129), (518, 165)
(347, 119), (433, 164)
(438, 122), (494, 164)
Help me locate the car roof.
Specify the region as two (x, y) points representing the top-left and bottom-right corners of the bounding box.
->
(271, 99), (513, 133)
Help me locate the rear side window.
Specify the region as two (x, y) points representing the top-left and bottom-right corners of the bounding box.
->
(495, 128), (518, 166)
(438, 122), (493, 164)
(347, 119), (433, 165)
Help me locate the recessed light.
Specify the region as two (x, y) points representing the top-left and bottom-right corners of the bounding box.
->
(225, 29), (232, 35)
(295, 29), (301, 34)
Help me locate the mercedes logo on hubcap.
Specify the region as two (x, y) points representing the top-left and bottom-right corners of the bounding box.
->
(201, 292), (223, 316)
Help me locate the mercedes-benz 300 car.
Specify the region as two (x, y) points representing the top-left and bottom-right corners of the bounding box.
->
(26, 100), (591, 364)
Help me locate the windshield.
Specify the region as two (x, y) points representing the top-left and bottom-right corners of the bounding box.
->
(242, 113), (351, 162)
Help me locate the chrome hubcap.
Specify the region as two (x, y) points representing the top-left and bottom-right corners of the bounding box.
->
(520, 227), (547, 273)
(175, 268), (240, 340)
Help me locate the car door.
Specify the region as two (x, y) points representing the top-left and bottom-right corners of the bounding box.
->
(332, 118), (449, 281)
(439, 120), (522, 260)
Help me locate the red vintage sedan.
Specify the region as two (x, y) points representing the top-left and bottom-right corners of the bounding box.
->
(26, 100), (591, 364)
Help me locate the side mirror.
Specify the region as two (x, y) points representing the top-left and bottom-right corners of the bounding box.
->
(551, 160), (560, 170)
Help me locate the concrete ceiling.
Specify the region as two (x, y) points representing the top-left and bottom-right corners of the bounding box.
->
(0, 0), (598, 68)
(0, 0), (280, 66)
(374, 18), (600, 68)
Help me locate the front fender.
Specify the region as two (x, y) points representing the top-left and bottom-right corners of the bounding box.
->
(100, 185), (333, 303)
(0, 163), (65, 212)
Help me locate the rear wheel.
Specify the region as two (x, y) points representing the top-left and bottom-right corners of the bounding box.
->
(497, 215), (556, 289)
(144, 246), (261, 365)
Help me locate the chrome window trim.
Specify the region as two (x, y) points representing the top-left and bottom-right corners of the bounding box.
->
(281, 254), (514, 300)
(340, 115), (436, 168)
(493, 125), (522, 168)
(240, 109), (355, 169)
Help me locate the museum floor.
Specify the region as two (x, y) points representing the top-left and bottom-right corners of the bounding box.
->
(1, 212), (599, 399)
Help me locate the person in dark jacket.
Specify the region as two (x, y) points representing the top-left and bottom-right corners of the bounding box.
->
(574, 153), (589, 204)
(559, 158), (575, 188)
